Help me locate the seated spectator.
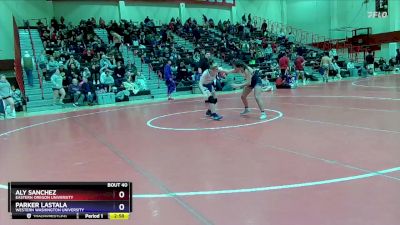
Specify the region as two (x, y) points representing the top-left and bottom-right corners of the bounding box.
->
(11, 85), (23, 112)
(123, 74), (139, 94)
(264, 44), (273, 61)
(66, 63), (80, 85)
(278, 29), (286, 42)
(113, 61), (126, 87)
(82, 67), (91, 80)
(241, 41), (250, 53)
(347, 59), (359, 77)
(100, 66), (115, 91)
(68, 78), (84, 106)
(79, 77), (94, 105)
(134, 72), (148, 92)
(389, 57), (397, 68)
(192, 67), (202, 82)
(287, 32), (295, 45)
(100, 54), (116, 69)
(177, 61), (190, 82)
(378, 57), (390, 71)
(82, 47), (95, 63)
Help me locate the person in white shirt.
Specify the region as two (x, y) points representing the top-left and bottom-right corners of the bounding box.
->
(329, 48), (337, 59)
(21, 51), (35, 87)
(100, 65), (115, 92)
(199, 64), (223, 121)
(347, 59), (358, 77)
(264, 44), (273, 61)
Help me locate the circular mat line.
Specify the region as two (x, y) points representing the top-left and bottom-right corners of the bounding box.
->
(146, 108), (283, 131)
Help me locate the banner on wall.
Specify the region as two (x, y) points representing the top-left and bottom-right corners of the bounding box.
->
(375, 0), (388, 15)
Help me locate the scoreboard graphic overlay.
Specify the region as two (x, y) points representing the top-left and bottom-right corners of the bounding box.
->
(8, 182), (132, 220)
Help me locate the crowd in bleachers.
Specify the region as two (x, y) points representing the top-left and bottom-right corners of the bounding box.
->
(34, 17), (152, 106)
(3, 14), (399, 118)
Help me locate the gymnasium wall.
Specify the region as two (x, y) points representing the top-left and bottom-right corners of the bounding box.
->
(286, 0), (331, 39)
(52, 1), (120, 25)
(0, 0), (53, 60)
(335, 0), (390, 36)
(124, 2), (180, 24)
(186, 4), (231, 24)
(235, 0), (283, 24)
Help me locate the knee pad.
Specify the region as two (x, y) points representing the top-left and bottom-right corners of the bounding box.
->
(208, 96), (217, 104)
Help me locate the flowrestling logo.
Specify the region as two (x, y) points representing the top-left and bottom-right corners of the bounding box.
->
(367, 11), (388, 18)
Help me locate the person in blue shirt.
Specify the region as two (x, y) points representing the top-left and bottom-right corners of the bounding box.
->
(164, 60), (175, 100)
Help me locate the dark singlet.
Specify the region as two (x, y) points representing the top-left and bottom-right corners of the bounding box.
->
(249, 70), (263, 89)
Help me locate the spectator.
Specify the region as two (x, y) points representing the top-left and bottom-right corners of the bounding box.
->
(261, 20), (268, 35)
(241, 41), (250, 53)
(331, 59), (342, 80)
(47, 56), (60, 77)
(51, 69), (65, 105)
(287, 32), (295, 45)
(79, 77), (94, 105)
(365, 51), (375, 75)
(38, 50), (48, 79)
(192, 67), (202, 82)
(278, 52), (290, 76)
(347, 59), (358, 77)
(21, 51), (35, 87)
(113, 61), (126, 87)
(123, 74), (140, 95)
(100, 54), (116, 69)
(199, 52), (212, 72)
(329, 48), (338, 60)
(134, 72), (148, 92)
(164, 60), (175, 100)
(111, 31), (122, 52)
(396, 49), (400, 64)
(82, 67), (91, 80)
(0, 74), (15, 118)
(11, 85), (23, 112)
(68, 78), (84, 106)
(264, 44), (273, 61)
(66, 55), (80, 69)
(100, 66), (115, 91)
(320, 52), (331, 82)
(378, 57), (390, 71)
(295, 53), (306, 85)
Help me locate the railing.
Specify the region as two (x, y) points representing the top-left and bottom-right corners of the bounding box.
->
(13, 17), (25, 96)
(27, 26), (44, 100)
(23, 18), (48, 27)
(254, 16), (334, 48)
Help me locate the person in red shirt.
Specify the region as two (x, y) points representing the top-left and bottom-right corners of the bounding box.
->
(295, 53), (306, 85)
(279, 53), (290, 77)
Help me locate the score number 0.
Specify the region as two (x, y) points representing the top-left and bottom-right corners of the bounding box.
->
(118, 190), (126, 211)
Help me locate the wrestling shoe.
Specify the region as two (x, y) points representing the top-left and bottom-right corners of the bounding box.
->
(212, 113), (223, 121)
(240, 108), (251, 115)
(260, 112), (267, 120)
